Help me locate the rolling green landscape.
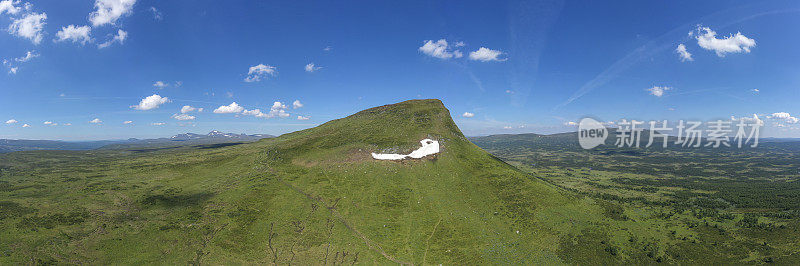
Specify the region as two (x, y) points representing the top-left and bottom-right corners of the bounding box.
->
(1, 100), (799, 264)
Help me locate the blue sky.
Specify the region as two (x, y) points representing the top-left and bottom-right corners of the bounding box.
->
(1, 0), (799, 140)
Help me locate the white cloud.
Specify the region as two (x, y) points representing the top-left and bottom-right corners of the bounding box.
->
(7, 12), (46, 44)
(768, 112), (798, 124)
(297, 115), (310, 120)
(694, 26), (755, 57)
(151, 122), (165, 126)
(462, 112), (474, 118)
(469, 47), (506, 62)
(646, 86), (671, 97)
(15, 50), (38, 62)
(503, 126), (513, 129)
(292, 100), (303, 109)
(152, 81), (168, 89)
(181, 105), (202, 113)
(5, 119), (18, 124)
(732, 114), (764, 126)
(769, 112), (791, 119)
(242, 102), (290, 118)
(55, 25), (92, 45)
(63, 123), (71, 126)
(0, 0), (22, 15)
(97, 29), (127, 48)
(241, 108), (267, 117)
(751, 88), (759, 93)
(564, 121), (578, 126)
(89, 118), (102, 124)
(418, 39), (463, 59)
(304, 63), (321, 72)
(172, 113), (195, 121)
(244, 64), (276, 82)
(213, 102), (244, 114)
(22, 123), (30, 127)
(323, 46), (332, 51)
(269, 101), (290, 118)
(43, 121), (56, 126)
(89, 0), (136, 27)
(675, 44), (693, 62)
(131, 94), (170, 110)
(149, 6), (161, 20)
(123, 120), (132, 124)
(174, 81), (182, 87)
(4, 59), (17, 74)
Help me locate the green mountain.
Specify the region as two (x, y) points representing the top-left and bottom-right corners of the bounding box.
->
(3, 99), (797, 264)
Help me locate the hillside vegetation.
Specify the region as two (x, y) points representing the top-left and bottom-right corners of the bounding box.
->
(1, 99), (797, 264)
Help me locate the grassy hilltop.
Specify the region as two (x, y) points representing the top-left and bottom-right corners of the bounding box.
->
(1, 99), (798, 264)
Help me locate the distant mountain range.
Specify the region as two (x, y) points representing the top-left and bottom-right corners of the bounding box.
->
(0, 131), (275, 153)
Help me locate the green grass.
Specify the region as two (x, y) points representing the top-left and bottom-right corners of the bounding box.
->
(1, 99), (798, 264)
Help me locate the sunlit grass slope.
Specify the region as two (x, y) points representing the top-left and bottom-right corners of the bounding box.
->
(9, 99), (782, 264)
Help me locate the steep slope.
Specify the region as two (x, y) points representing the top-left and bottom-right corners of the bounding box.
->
(234, 99), (582, 264)
(0, 99), (610, 264)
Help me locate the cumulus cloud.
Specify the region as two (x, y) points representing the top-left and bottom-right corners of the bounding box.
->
(292, 100), (303, 109)
(131, 94), (170, 110)
(181, 105), (202, 113)
(564, 121), (578, 126)
(269, 101), (290, 118)
(675, 44), (693, 62)
(304, 63), (321, 72)
(244, 64), (276, 82)
(22, 123), (30, 127)
(769, 112), (791, 119)
(732, 114), (764, 126)
(55, 25), (92, 45)
(297, 115), (310, 120)
(172, 113), (195, 121)
(151, 122), (165, 126)
(751, 88), (759, 93)
(469, 47), (506, 62)
(89, 118), (102, 124)
(462, 112), (475, 118)
(0, 0), (23, 15)
(213, 102), (244, 114)
(7, 12), (46, 44)
(242, 102), (290, 118)
(418, 39), (463, 59)
(768, 112), (799, 124)
(241, 108), (267, 117)
(5, 119), (18, 124)
(694, 26), (755, 57)
(646, 86), (671, 97)
(89, 0), (136, 27)
(97, 29), (127, 48)
(43, 121), (56, 126)
(123, 120), (133, 124)
(15, 50), (38, 62)
(152, 81), (168, 89)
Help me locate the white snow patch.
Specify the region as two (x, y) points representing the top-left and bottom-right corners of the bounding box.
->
(371, 139), (439, 160)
